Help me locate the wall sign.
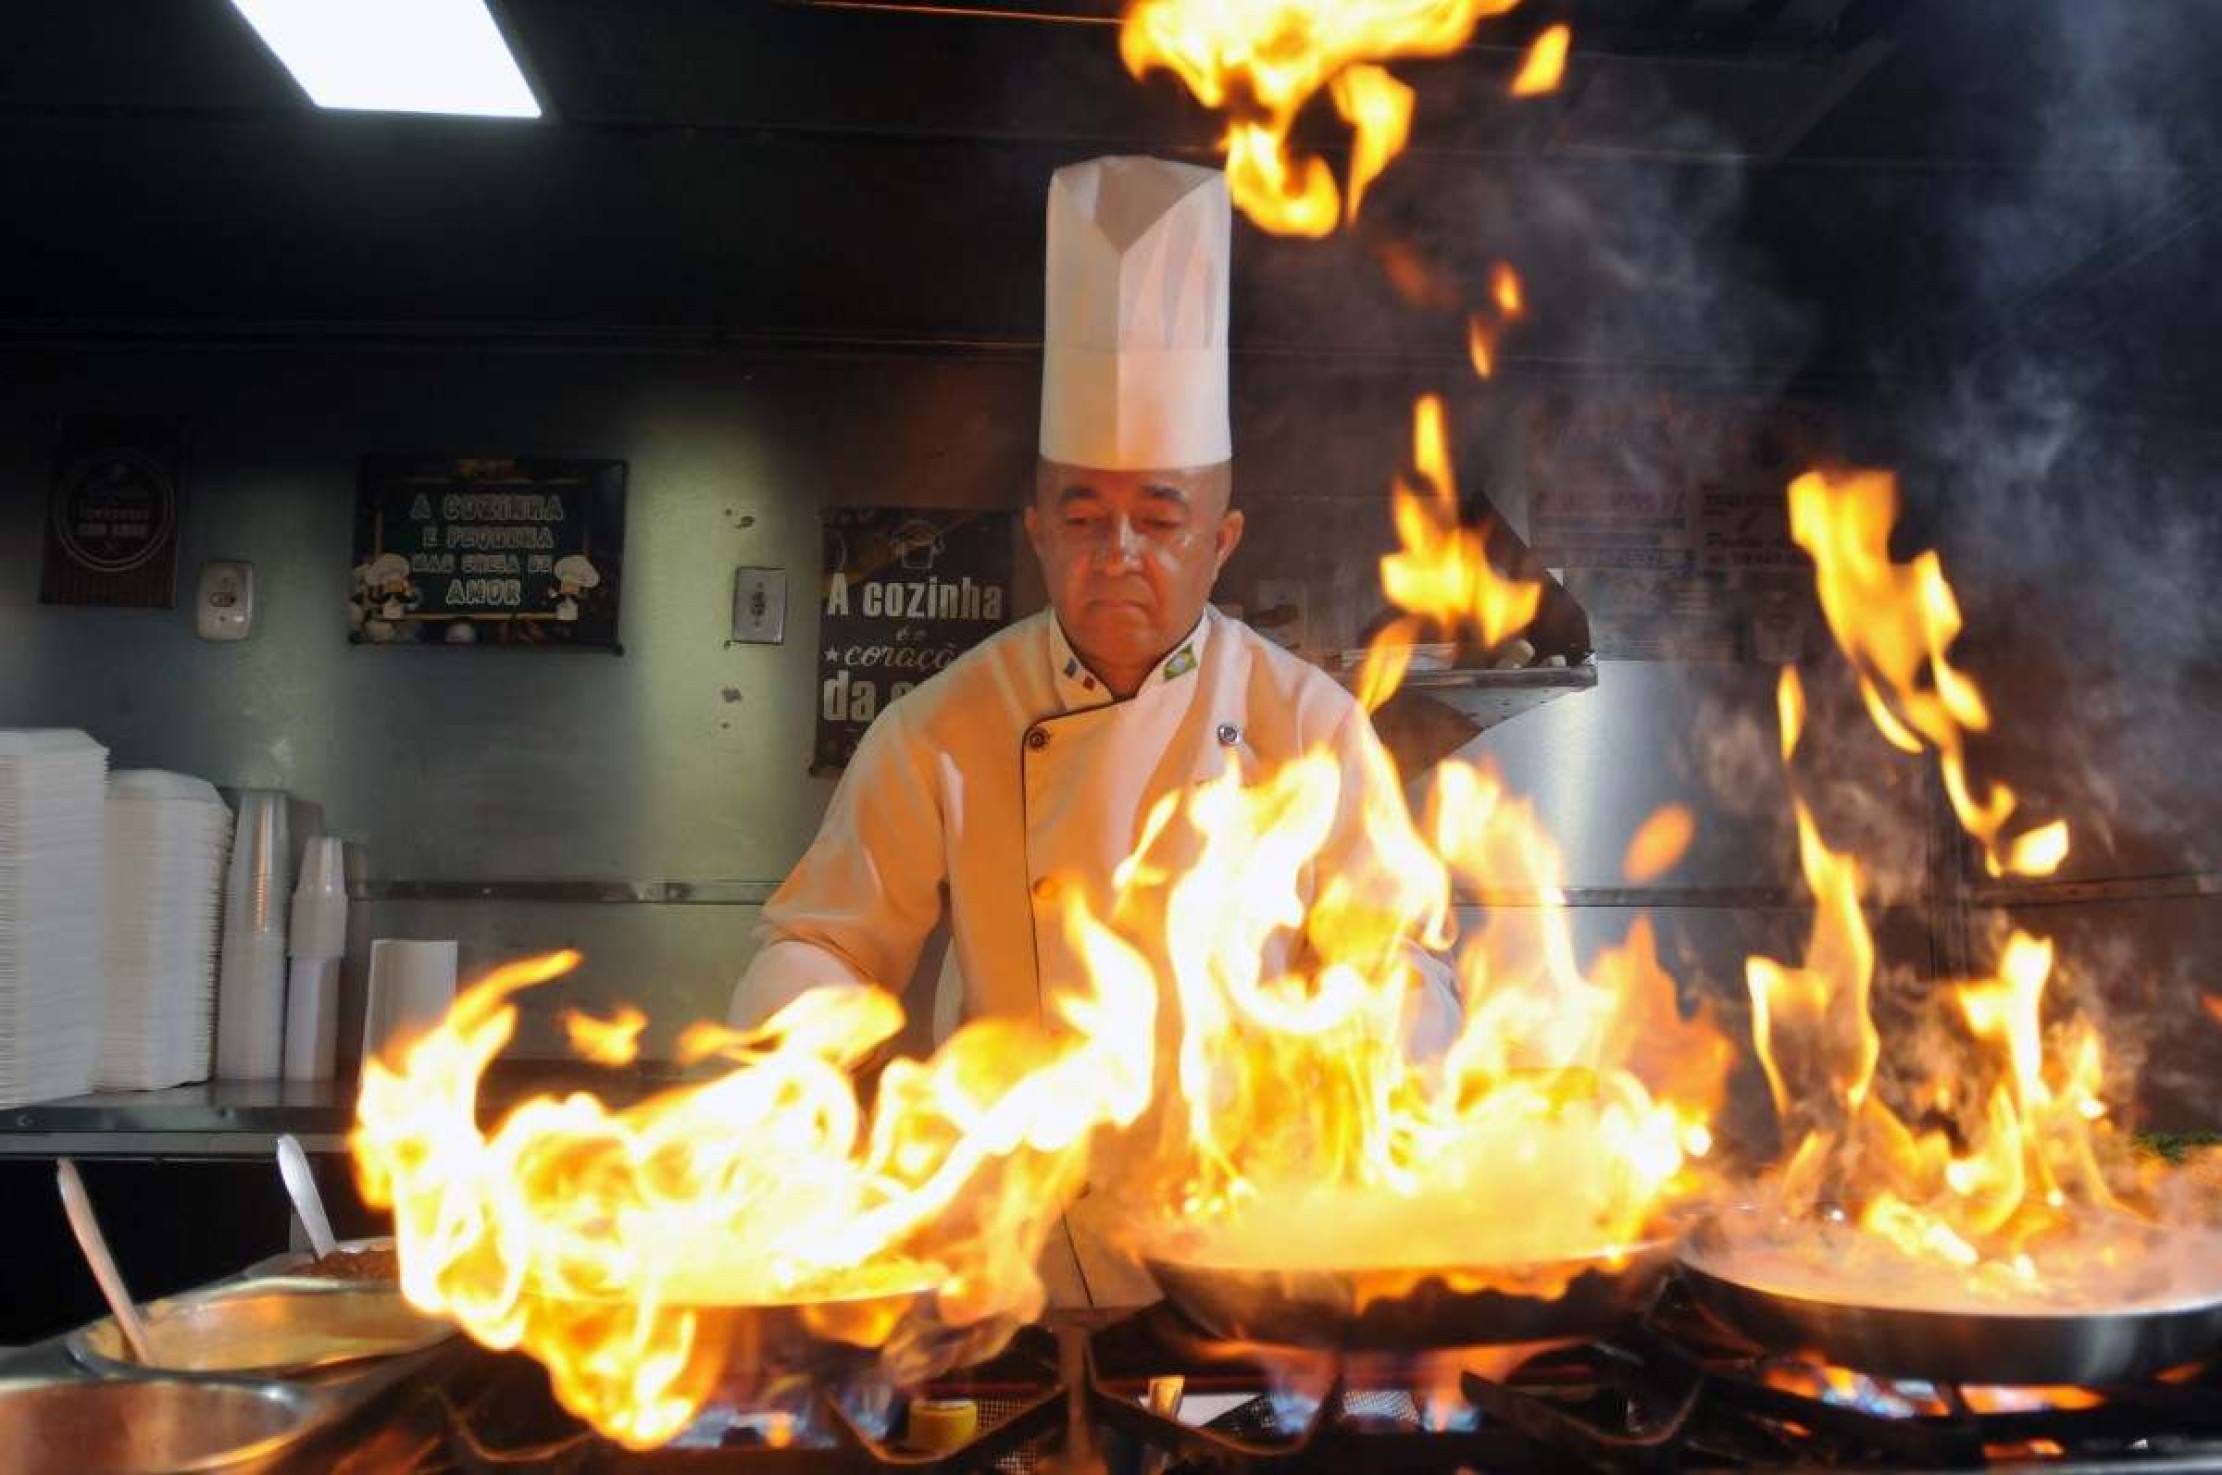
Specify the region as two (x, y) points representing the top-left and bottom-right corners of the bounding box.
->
(40, 417), (185, 608)
(350, 456), (627, 651)
(814, 507), (1014, 772)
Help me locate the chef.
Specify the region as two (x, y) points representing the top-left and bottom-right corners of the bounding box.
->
(731, 155), (1453, 1303)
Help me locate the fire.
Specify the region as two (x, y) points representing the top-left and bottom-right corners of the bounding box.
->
(1467, 265), (1526, 378)
(1491, 261), (1525, 317)
(1623, 806), (1696, 884)
(1732, 470), (2197, 1311)
(1509, 22), (1570, 97)
(562, 1005), (647, 1067)
(1787, 470), (2068, 880)
(1963, 1384), (2105, 1413)
(352, 919), (1156, 1447)
(1379, 395), (1543, 652)
(1094, 746), (1725, 1289)
(1085, 398), (1723, 1300)
(1465, 314), (1497, 379)
(1119, 0), (1526, 235)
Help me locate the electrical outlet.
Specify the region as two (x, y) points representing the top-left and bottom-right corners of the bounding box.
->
(732, 568), (787, 644)
(196, 560), (256, 641)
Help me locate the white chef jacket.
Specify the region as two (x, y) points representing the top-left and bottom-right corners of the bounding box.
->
(731, 605), (1454, 1304)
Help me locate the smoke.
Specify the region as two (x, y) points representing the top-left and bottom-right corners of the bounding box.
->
(1885, 0), (2222, 861)
(1865, 1), (2222, 1120)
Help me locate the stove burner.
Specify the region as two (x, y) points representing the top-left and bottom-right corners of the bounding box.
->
(1087, 1301), (1703, 1470)
(329, 1290), (2222, 1472)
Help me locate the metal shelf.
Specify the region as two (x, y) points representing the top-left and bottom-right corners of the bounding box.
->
(1342, 661), (1600, 775)
(1384, 662), (1600, 727)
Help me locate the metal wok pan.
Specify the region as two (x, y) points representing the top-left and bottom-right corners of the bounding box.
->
(1680, 1215), (2222, 1385)
(1145, 1238), (1676, 1350)
(528, 1275), (942, 1405)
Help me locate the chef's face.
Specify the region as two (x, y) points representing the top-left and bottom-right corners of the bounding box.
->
(1027, 460), (1243, 679)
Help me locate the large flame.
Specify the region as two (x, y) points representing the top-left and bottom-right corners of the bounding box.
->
(1787, 470), (2068, 880)
(352, 914), (1155, 1448)
(1119, 0), (1536, 235)
(1734, 472), (2189, 1309)
(1379, 395), (1544, 652)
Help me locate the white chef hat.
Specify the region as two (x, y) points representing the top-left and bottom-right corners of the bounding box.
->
(1040, 155), (1232, 472)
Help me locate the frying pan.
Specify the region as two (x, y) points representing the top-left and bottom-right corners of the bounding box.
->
(1144, 1238), (1676, 1350)
(1680, 1211), (2222, 1386)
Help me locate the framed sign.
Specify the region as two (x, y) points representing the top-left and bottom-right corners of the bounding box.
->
(814, 507), (1015, 772)
(40, 417), (185, 608)
(350, 456), (627, 651)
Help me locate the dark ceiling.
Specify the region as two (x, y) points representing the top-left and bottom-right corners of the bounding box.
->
(4, 0), (2219, 412)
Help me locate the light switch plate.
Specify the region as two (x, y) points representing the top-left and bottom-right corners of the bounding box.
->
(732, 567), (787, 644)
(196, 560), (255, 641)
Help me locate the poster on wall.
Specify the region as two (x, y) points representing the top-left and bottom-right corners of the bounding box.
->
(814, 507), (1014, 772)
(1524, 392), (1844, 661)
(350, 456), (627, 651)
(40, 416), (186, 608)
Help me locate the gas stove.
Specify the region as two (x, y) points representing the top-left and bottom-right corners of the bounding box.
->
(335, 1288), (2222, 1473)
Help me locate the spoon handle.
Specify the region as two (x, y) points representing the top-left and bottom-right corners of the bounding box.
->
(276, 1133), (340, 1259)
(56, 1159), (154, 1364)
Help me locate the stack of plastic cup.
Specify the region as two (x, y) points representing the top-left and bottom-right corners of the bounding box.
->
(215, 790), (289, 1080)
(283, 836), (348, 1082)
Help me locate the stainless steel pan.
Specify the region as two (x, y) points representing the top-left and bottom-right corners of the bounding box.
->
(0, 1374), (314, 1475)
(1145, 1238), (1676, 1349)
(69, 1279), (452, 1381)
(1680, 1214), (2222, 1385)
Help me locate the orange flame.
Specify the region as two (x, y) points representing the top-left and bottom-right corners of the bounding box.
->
(562, 1005), (647, 1067)
(1491, 261), (1525, 317)
(1120, 0), (1525, 235)
(2205, 994), (2222, 1027)
(352, 926), (1156, 1447)
(1329, 64), (1415, 223)
(1465, 314), (1497, 379)
(1788, 470), (2069, 880)
(1377, 395), (1544, 657)
(1963, 1384), (2105, 1413)
(1509, 22), (1570, 97)
(1374, 239), (1463, 310)
(1623, 806), (1696, 884)
(1732, 474), (2183, 1311)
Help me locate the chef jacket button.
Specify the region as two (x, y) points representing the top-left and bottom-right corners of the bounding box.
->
(1026, 728), (1050, 751)
(1032, 876), (1058, 902)
(1216, 722), (1242, 746)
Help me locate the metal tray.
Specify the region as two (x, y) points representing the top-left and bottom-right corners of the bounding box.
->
(0, 1372), (317, 1475)
(69, 1278), (453, 1381)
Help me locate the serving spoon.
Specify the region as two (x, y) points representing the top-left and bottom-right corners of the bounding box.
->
(276, 1132), (340, 1260)
(55, 1158), (154, 1364)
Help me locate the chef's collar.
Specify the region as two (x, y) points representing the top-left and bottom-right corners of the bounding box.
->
(1049, 612), (1209, 713)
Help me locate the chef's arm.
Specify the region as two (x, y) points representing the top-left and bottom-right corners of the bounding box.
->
(729, 703), (949, 1030)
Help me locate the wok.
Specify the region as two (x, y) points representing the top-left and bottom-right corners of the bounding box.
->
(1680, 1213), (2222, 1386)
(1145, 1238), (1676, 1350)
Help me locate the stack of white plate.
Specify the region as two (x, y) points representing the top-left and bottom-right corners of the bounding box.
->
(97, 771), (233, 1090)
(0, 730), (109, 1108)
